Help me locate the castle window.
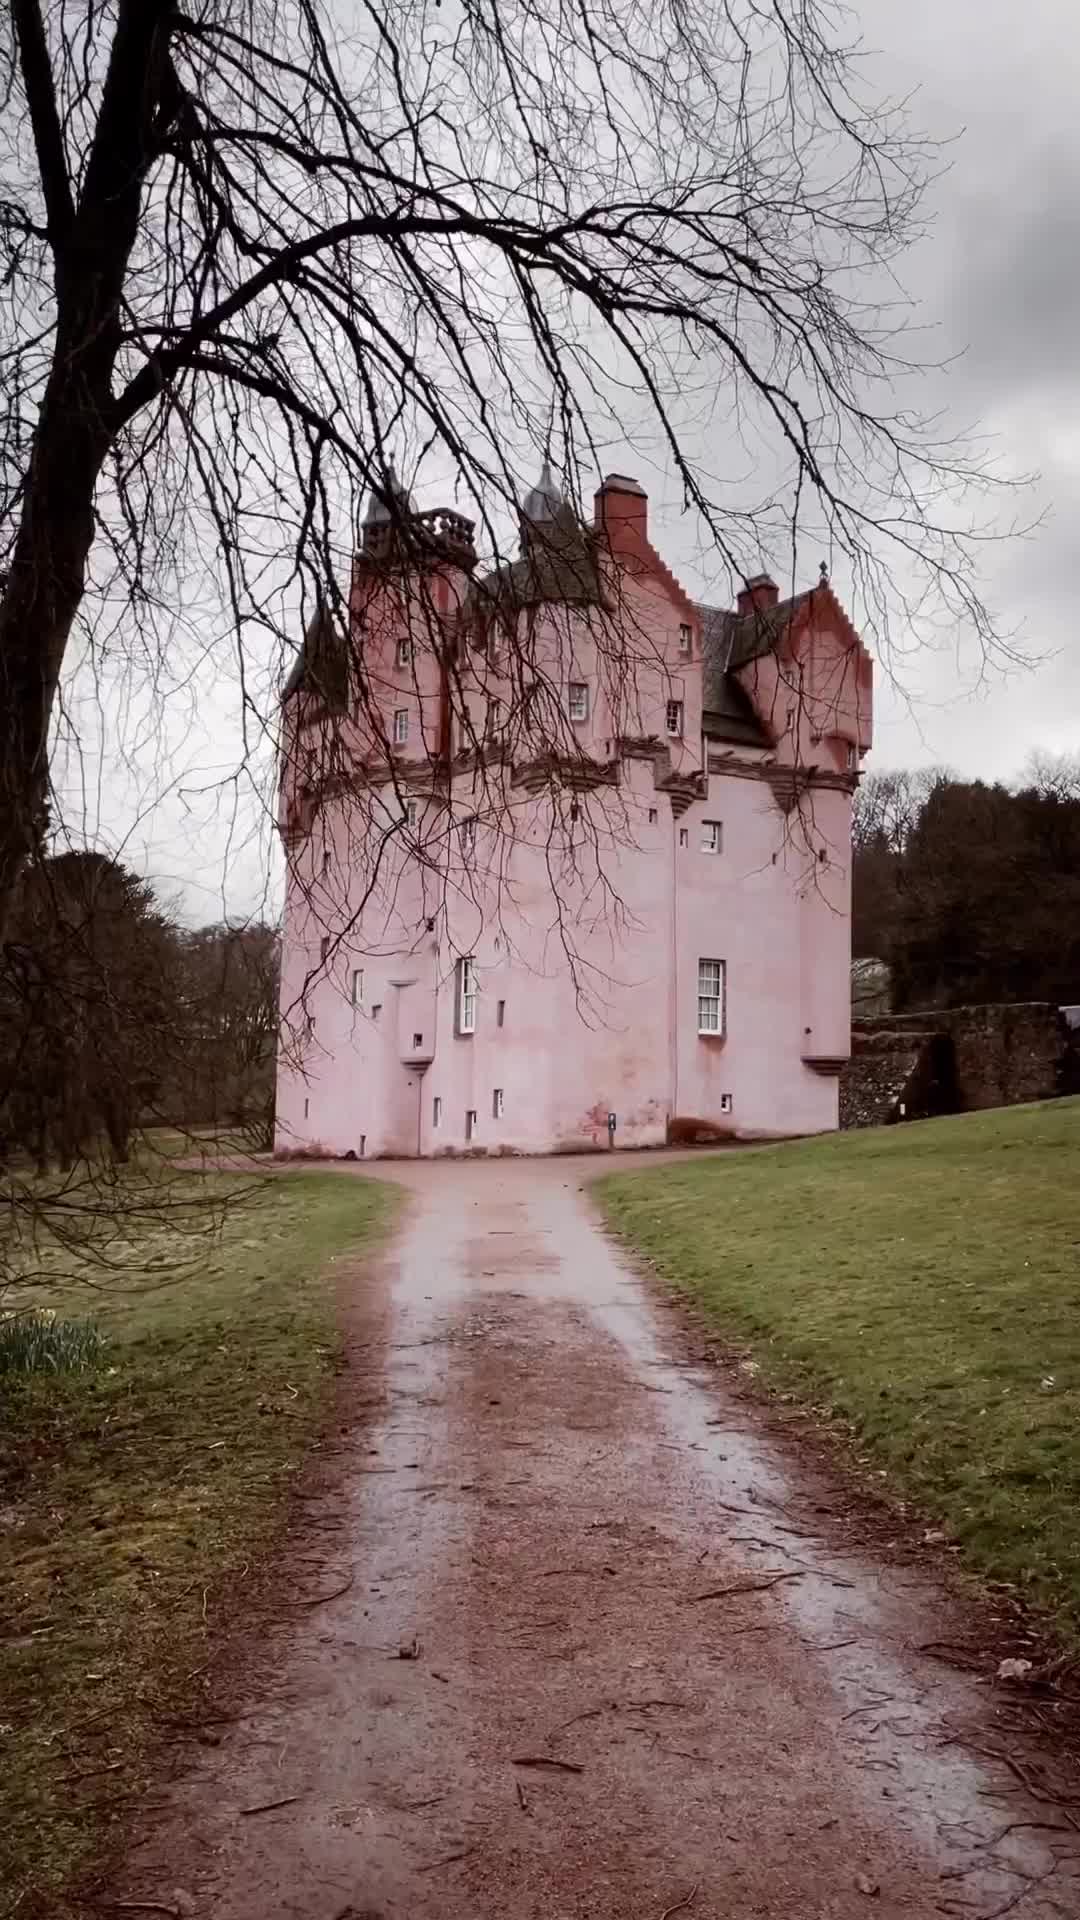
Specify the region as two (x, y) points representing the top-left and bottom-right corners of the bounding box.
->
(351, 968), (364, 1005)
(320, 935), (330, 963)
(846, 742), (858, 770)
(665, 699), (684, 738)
(465, 1108), (477, 1143)
(413, 1031), (423, 1049)
(679, 623), (693, 657)
(457, 956), (477, 1035)
(492, 1088), (504, 1120)
(393, 708), (409, 745)
(304, 1097), (309, 1120)
(697, 958), (726, 1036)
(404, 797), (418, 827)
(568, 681), (589, 723)
(648, 807), (658, 825)
(460, 814), (477, 858)
(701, 819), (723, 854)
(433, 1096), (442, 1128)
(396, 637), (413, 668)
(679, 827), (688, 848)
(497, 998), (506, 1028)
(322, 849), (332, 874)
(371, 1002), (382, 1021)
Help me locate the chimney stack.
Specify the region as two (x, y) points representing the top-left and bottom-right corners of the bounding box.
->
(736, 573), (779, 616)
(594, 472), (648, 548)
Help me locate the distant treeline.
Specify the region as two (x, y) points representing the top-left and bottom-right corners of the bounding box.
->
(853, 752), (1080, 1011)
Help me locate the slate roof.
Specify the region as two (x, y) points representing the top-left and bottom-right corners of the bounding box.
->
(469, 506), (605, 619)
(697, 599), (782, 749)
(282, 602), (349, 708)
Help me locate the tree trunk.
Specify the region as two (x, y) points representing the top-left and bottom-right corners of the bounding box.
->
(0, 0), (175, 935)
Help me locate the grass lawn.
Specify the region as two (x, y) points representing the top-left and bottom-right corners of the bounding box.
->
(597, 1099), (1080, 1635)
(0, 1169), (398, 1919)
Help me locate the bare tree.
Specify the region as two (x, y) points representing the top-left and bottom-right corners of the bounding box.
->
(1, 0), (1007, 949)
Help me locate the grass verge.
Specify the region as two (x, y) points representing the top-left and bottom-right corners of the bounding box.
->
(0, 1171), (398, 1918)
(597, 1099), (1080, 1635)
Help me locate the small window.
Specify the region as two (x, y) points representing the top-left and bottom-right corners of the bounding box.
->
(465, 1108), (477, 1144)
(322, 849), (332, 874)
(648, 807), (658, 825)
(404, 798), (418, 827)
(679, 623), (693, 657)
(396, 637), (412, 668)
(304, 1013), (315, 1039)
(303, 1097), (310, 1120)
(393, 708), (409, 745)
(358, 1133), (366, 1157)
(485, 697), (502, 737)
(371, 1002), (382, 1021)
(413, 1031), (423, 1048)
(492, 1088), (504, 1120)
(320, 934), (330, 963)
(351, 968), (364, 1006)
(460, 814), (477, 857)
(846, 743), (858, 770)
(457, 956), (477, 1035)
(433, 1096), (442, 1128)
(701, 819), (723, 854)
(679, 827), (688, 848)
(697, 958), (726, 1036)
(568, 681), (589, 723)
(720, 1093), (733, 1114)
(665, 698), (684, 738)
(496, 999), (505, 1028)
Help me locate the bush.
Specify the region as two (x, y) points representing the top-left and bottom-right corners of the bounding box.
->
(0, 1310), (105, 1376)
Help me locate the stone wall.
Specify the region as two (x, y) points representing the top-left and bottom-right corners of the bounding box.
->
(841, 1002), (1078, 1128)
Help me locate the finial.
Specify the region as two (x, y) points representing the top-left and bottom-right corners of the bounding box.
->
(819, 559), (829, 585)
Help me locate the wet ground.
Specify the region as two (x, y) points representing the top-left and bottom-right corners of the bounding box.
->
(118, 1156), (1080, 1917)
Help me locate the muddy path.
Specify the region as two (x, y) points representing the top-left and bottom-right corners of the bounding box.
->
(113, 1158), (1080, 1918)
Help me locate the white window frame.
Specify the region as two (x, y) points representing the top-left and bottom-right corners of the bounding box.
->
(457, 956), (477, 1035)
(678, 623), (693, 657)
(392, 707), (409, 745)
(492, 1088), (504, 1120)
(697, 957), (726, 1036)
(665, 698), (684, 738)
(568, 681), (589, 723)
(700, 819), (723, 855)
(351, 968), (364, 1006)
(396, 637), (413, 668)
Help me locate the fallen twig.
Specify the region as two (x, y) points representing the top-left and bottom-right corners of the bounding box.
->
(547, 1704), (604, 1740)
(417, 1848), (474, 1872)
(512, 1755), (585, 1774)
(239, 1793), (303, 1816)
(660, 1884), (700, 1918)
(297, 1572), (354, 1607)
(688, 1571), (803, 1602)
(93, 1904), (181, 1918)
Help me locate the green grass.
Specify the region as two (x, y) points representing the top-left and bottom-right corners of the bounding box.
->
(0, 1170), (399, 1918)
(597, 1100), (1080, 1634)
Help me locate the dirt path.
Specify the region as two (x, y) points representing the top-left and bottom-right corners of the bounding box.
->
(116, 1158), (1079, 1918)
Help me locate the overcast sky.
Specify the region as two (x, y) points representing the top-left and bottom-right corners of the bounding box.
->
(56, 0), (1080, 923)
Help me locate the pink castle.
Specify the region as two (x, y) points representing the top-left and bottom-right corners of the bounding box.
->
(275, 467), (873, 1157)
